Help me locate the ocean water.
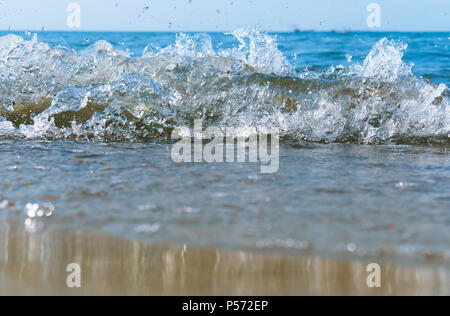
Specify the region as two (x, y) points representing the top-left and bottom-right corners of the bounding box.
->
(0, 30), (448, 264)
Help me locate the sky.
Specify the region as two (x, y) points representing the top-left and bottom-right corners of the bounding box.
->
(0, 0), (448, 32)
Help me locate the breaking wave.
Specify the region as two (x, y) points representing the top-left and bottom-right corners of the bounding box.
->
(0, 29), (448, 144)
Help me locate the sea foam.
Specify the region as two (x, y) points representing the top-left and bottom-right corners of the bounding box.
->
(0, 30), (448, 144)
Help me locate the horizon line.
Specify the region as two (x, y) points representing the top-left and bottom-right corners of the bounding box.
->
(1, 29), (449, 33)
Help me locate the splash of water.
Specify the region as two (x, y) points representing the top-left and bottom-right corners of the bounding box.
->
(0, 30), (448, 144)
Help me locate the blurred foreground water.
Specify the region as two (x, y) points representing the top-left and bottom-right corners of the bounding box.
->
(1, 220), (449, 295)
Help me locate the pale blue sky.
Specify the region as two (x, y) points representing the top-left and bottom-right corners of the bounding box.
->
(0, 0), (448, 31)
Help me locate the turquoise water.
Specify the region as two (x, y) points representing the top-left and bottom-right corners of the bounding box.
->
(2, 31), (448, 86)
(0, 31), (448, 265)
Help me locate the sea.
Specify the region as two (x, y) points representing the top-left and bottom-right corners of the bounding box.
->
(0, 30), (448, 265)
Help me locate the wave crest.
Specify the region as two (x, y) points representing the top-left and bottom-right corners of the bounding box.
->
(0, 30), (448, 144)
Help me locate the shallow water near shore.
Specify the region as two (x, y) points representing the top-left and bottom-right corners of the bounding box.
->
(1, 219), (449, 295)
(0, 140), (448, 266)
